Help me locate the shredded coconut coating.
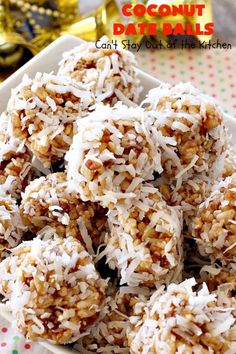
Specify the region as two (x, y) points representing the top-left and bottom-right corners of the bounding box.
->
(58, 37), (142, 106)
(7, 72), (94, 167)
(200, 265), (236, 302)
(75, 287), (148, 354)
(66, 103), (162, 208)
(222, 146), (236, 178)
(127, 278), (236, 354)
(0, 112), (26, 161)
(192, 174), (236, 265)
(0, 112), (33, 198)
(20, 172), (107, 251)
(0, 235), (107, 344)
(101, 184), (183, 288)
(0, 155), (33, 198)
(142, 82), (226, 182)
(158, 172), (214, 228)
(0, 192), (25, 261)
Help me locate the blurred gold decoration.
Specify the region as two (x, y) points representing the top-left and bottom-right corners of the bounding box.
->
(9, 0), (78, 36)
(62, 0), (123, 41)
(56, 0), (78, 23)
(24, 0), (46, 4)
(0, 0), (38, 79)
(189, 0), (213, 42)
(32, 0), (124, 50)
(0, 0), (78, 81)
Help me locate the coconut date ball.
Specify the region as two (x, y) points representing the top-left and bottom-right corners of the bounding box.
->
(20, 172), (107, 251)
(192, 174), (236, 265)
(58, 37), (142, 106)
(75, 287), (148, 353)
(66, 103), (162, 208)
(7, 72), (94, 167)
(127, 278), (236, 354)
(142, 82), (226, 183)
(0, 235), (107, 344)
(103, 184), (183, 288)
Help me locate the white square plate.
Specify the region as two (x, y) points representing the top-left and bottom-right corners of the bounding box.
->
(0, 34), (235, 354)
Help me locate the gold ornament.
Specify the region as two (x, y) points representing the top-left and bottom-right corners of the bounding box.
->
(68, 0), (123, 42)
(32, 0), (124, 50)
(9, 0), (78, 39)
(0, 0), (38, 72)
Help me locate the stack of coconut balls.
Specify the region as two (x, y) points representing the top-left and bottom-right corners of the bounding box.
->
(0, 37), (236, 353)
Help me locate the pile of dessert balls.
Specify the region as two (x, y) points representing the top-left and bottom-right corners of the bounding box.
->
(0, 37), (236, 353)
